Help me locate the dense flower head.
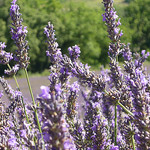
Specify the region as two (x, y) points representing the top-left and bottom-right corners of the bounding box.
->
(68, 45), (81, 61)
(55, 83), (62, 96)
(0, 76), (16, 101)
(39, 86), (51, 99)
(0, 90), (3, 99)
(70, 81), (80, 93)
(10, 0), (30, 69)
(5, 64), (20, 75)
(110, 144), (119, 150)
(44, 22), (62, 64)
(0, 42), (13, 65)
(102, 0), (123, 43)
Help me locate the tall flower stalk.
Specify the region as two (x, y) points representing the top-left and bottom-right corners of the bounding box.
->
(102, 0), (137, 149)
(9, 0), (45, 148)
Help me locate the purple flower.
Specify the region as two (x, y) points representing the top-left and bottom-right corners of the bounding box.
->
(112, 11), (118, 20)
(141, 50), (150, 59)
(1, 42), (6, 49)
(119, 30), (123, 37)
(0, 90), (3, 98)
(110, 144), (119, 150)
(5, 64), (20, 75)
(0, 77), (15, 101)
(114, 28), (119, 34)
(70, 81), (80, 93)
(102, 13), (106, 22)
(10, 0), (30, 68)
(11, 0), (17, 4)
(0, 42), (13, 64)
(44, 22), (62, 64)
(68, 45), (81, 61)
(39, 86), (51, 99)
(20, 129), (27, 138)
(63, 139), (76, 150)
(43, 132), (50, 142)
(8, 137), (18, 147)
(55, 83), (62, 96)
(117, 18), (121, 26)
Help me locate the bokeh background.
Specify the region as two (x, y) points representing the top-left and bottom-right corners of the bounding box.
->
(0, 0), (150, 75)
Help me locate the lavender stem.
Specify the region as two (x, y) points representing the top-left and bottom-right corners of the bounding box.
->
(24, 68), (45, 148)
(7, 63), (30, 124)
(117, 101), (134, 116)
(129, 121), (136, 150)
(7, 64), (19, 88)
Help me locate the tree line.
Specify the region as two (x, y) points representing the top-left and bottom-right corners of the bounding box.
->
(0, 0), (149, 74)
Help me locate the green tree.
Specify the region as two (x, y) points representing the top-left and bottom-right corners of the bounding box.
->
(1, 0), (129, 74)
(56, 2), (110, 66)
(125, 0), (150, 52)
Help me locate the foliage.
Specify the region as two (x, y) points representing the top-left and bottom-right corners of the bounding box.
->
(0, 0), (149, 74)
(125, 0), (150, 53)
(0, 0), (110, 74)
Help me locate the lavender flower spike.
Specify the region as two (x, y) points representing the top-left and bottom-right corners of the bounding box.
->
(68, 45), (81, 61)
(5, 64), (20, 75)
(102, 0), (123, 57)
(0, 42), (13, 65)
(44, 22), (62, 64)
(102, 0), (123, 43)
(0, 77), (16, 101)
(10, 0), (30, 69)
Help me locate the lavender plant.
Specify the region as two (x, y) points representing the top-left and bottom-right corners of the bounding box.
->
(0, 0), (150, 149)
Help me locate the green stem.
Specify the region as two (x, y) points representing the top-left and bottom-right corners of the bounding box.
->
(114, 104), (117, 145)
(104, 89), (134, 116)
(7, 64), (19, 88)
(24, 68), (45, 148)
(117, 101), (134, 116)
(129, 121), (136, 150)
(7, 64), (30, 124)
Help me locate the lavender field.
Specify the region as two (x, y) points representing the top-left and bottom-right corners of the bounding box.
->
(2, 63), (150, 104)
(0, 0), (150, 149)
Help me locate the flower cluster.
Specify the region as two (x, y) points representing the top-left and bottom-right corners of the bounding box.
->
(0, 42), (13, 65)
(0, 0), (150, 150)
(10, 0), (30, 69)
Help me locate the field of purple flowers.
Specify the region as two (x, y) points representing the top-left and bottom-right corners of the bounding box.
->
(0, 0), (150, 150)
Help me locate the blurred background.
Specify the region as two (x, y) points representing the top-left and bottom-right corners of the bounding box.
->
(0, 0), (150, 76)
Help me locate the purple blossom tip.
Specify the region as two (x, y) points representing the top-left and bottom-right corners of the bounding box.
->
(39, 86), (51, 99)
(141, 50), (146, 56)
(68, 45), (81, 60)
(70, 81), (80, 93)
(117, 18), (121, 26)
(0, 90), (3, 98)
(119, 30), (123, 37)
(11, 0), (17, 4)
(20, 129), (27, 138)
(8, 137), (18, 147)
(110, 144), (119, 150)
(102, 14), (106, 22)
(113, 12), (118, 20)
(55, 83), (62, 96)
(114, 28), (119, 34)
(0, 42), (6, 49)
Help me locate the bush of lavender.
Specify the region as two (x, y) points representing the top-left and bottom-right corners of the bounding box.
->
(0, 0), (150, 149)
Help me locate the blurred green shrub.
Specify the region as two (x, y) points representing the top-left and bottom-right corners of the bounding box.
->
(0, 0), (149, 75)
(125, 0), (150, 53)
